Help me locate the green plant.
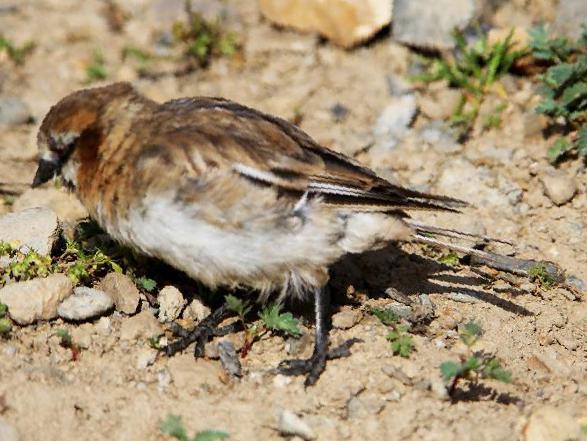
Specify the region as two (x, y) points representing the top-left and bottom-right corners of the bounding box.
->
(136, 276), (157, 292)
(0, 241), (54, 285)
(0, 34), (35, 64)
(387, 325), (415, 358)
(59, 239), (122, 284)
(172, 1), (239, 66)
(438, 252), (460, 267)
(86, 50), (108, 83)
(122, 46), (152, 76)
(160, 414), (228, 441)
(369, 307), (400, 326)
(55, 328), (81, 360)
(414, 28), (526, 137)
(527, 263), (558, 289)
(258, 304), (301, 338)
(0, 302), (11, 337)
(440, 320), (512, 396)
(530, 24), (587, 162)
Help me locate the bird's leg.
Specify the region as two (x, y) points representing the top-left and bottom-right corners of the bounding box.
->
(277, 285), (362, 387)
(164, 303), (242, 358)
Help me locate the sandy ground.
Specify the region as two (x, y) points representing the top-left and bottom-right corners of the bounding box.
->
(0, 1), (585, 440)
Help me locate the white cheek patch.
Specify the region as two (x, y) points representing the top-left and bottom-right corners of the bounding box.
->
(60, 159), (80, 188)
(41, 150), (59, 163)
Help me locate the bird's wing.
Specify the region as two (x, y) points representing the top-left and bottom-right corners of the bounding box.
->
(159, 97), (467, 212)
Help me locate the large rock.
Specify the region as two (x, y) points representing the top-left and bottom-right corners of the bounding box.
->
(392, 0), (477, 50)
(541, 170), (576, 206)
(13, 188), (88, 224)
(0, 274), (73, 325)
(119, 309), (163, 341)
(0, 207), (60, 255)
(99, 272), (140, 314)
(259, 0), (392, 48)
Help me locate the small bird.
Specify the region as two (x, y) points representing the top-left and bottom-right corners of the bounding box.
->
(33, 82), (474, 385)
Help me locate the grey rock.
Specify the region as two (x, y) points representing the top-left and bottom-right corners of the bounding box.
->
(99, 272), (140, 314)
(0, 274), (73, 325)
(541, 170), (576, 206)
(393, 0), (477, 50)
(120, 309), (163, 341)
(13, 188), (88, 224)
(0, 208), (60, 256)
(157, 285), (186, 322)
(57, 287), (114, 321)
(554, 0), (587, 39)
(0, 96), (31, 126)
(332, 309), (362, 329)
(419, 121), (461, 153)
(275, 408), (316, 440)
(217, 340), (242, 378)
(0, 418), (20, 441)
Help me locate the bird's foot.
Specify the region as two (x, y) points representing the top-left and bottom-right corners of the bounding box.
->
(163, 304), (241, 358)
(276, 338), (362, 386)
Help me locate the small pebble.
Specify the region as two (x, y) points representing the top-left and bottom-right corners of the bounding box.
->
(57, 287), (114, 321)
(541, 171), (576, 206)
(157, 286), (186, 322)
(99, 273), (140, 315)
(332, 309), (362, 329)
(217, 340), (242, 378)
(275, 408), (316, 441)
(0, 418), (19, 441)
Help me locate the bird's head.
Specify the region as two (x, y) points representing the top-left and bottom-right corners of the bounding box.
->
(33, 82), (138, 190)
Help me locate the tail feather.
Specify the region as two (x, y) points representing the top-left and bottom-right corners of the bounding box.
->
(406, 220), (513, 246)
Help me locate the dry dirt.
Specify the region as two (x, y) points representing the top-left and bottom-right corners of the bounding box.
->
(0, 1), (586, 440)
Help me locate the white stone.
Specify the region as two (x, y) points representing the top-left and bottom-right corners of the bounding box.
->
(57, 287), (114, 321)
(99, 272), (140, 314)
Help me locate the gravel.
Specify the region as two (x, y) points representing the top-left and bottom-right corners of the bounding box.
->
(57, 287), (114, 321)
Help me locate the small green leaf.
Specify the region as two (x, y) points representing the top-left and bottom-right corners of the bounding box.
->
(438, 252), (459, 266)
(160, 415), (189, 441)
(462, 356), (482, 372)
(55, 329), (72, 348)
(370, 307), (400, 326)
(560, 81), (587, 107)
(576, 126), (587, 157)
(0, 318), (11, 336)
(440, 361), (461, 382)
(136, 276), (157, 292)
(459, 320), (483, 347)
(544, 63), (575, 89)
(259, 304), (301, 338)
(547, 137), (572, 163)
(387, 326), (414, 358)
(483, 358), (512, 383)
(225, 294), (251, 319)
(194, 430), (229, 441)
(0, 302), (8, 318)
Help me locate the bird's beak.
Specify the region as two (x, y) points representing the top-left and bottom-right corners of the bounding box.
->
(32, 158), (60, 188)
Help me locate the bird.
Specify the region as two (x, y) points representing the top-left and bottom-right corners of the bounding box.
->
(32, 82), (481, 386)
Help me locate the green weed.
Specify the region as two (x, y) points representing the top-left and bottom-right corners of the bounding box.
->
(160, 414), (228, 441)
(440, 320), (512, 396)
(530, 24), (587, 163)
(0, 34), (35, 65)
